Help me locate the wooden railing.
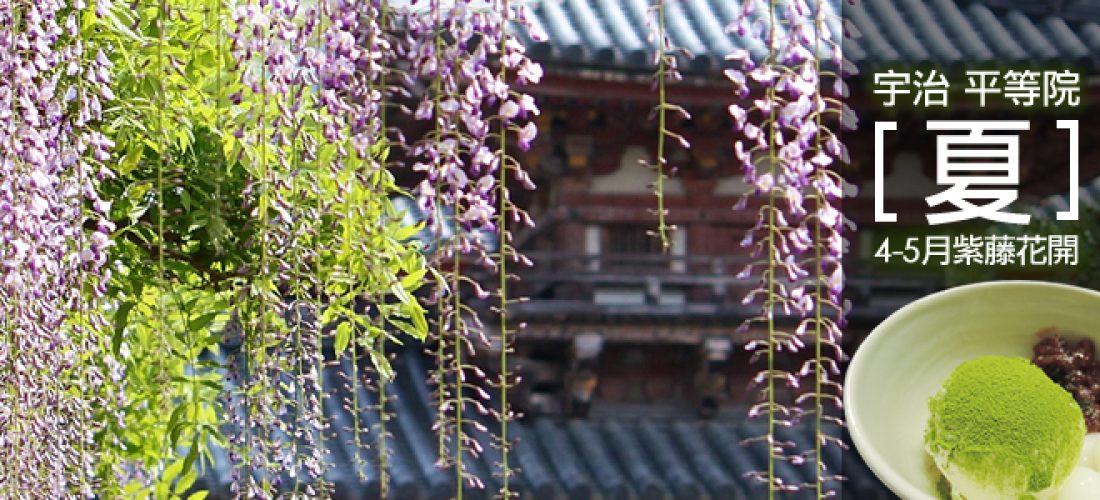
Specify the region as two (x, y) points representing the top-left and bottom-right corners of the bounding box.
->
(477, 251), (945, 321)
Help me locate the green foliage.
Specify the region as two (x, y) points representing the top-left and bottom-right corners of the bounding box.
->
(82, 0), (428, 495)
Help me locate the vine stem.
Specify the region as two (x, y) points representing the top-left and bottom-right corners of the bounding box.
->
(73, 4), (90, 492)
(766, 0), (778, 497)
(6, 3), (28, 491)
(654, 0), (670, 252)
(497, 0), (512, 495)
(4, 4), (17, 492)
(453, 249), (464, 500)
(376, 333), (390, 498)
(308, 1), (328, 494)
(154, 0), (177, 484)
(289, 50), (306, 497)
(374, 3), (393, 496)
(431, 0), (447, 466)
(812, 1), (825, 497)
(255, 0), (271, 490)
(4, 4), (19, 490)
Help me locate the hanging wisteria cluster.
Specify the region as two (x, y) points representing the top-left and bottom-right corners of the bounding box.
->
(216, 0), (542, 497)
(227, 0), (325, 495)
(311, 0), (402, 495)
(405, 0), (540, 495)
(223, 0), (427, 495)
(728, 0), (855, 496)
(0, 0), (868, 496)
(487, 1), (542, 496)
(0, 0), (119, 495)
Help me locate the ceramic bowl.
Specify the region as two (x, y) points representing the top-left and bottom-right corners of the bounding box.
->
(844, 280), (1100, 499)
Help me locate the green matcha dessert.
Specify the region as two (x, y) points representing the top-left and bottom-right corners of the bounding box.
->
(925, 356), (1085, 499)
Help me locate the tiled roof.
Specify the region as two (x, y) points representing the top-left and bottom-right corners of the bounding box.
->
(522, 0), (1100, 71)
(195, 343), (893, 499)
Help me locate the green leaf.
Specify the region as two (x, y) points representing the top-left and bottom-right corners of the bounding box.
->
(162, 459), (184, 484)
(188, 312), (218, 332)
(119, 144), (144, 175)
(393, 221), (423, 242)
(370, 349), (395, 382)
(399, 269), (427, 290)
(175, 467), (197, 495)
(387, 318), (420, 339)
(180, 188), (192, 212)
(390, 280), (413, 305)
(113, 301), (135, 354)
(128, 199), (152, 223)
(408, 305), (428, 339)
(165, 260), (194, 279)
(334, 321), (352, 354)
(186, 492), (209, 500)
(176, 438), (199, 493)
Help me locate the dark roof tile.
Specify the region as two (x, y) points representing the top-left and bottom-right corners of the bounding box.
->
(636, 421), (707, 500)
(192, 346), (892, 499)
(526, 420), (590, 499)
(667, 421), (746, 499)
(522, 0), (1100, 71)
(566, 419), (635, 498)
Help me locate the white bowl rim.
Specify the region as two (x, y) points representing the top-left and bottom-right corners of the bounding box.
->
(843, 280), (1100, 499)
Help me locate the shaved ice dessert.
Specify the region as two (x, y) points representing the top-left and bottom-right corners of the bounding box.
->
(925, 356), (1085, 499)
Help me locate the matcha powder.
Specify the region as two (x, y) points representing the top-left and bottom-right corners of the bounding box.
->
(925, 356), (1086, 497)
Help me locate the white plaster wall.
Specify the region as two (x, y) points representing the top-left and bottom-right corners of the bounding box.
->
(589, 146), (686, 195)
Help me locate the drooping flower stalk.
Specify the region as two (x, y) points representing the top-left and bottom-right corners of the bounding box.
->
(488, 1), (541, 496)
(406, 2), (484, 490)
(496, 15), (514, 488)
(75, 0), (237, 493)
(791, 1), (853, 496)
(0, 0), (542, 495)
(0, 0), (116, 495)
(70, 3), (122, 496)
(647, 0), (689, 251)
(309, 0), (372, 492)
(309, 2), (420, 494)
(728, 0), (854, 497)
(312, 0), (373, 491)
(400, 0), (541, 493)
(283, 2), (327, 493)
(729, 1), (805, 493)
(363, 3), (402, 493)
(228, 0), (314, 492)
(302, 0), (428, 495)
(152, 0), (176, 486)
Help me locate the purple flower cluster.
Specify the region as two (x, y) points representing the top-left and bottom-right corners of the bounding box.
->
(485, 1), (543, 495)
(228, 0), (327, 495)
(0, 0), (118, 495)
(220, 0), (543, 495)
(408, 1), (540, 249)
(727, 0), (854, 495)
(403, 0), (541, 490)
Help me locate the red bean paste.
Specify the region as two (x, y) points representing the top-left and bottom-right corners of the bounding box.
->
(1032, 330), (1100, 432)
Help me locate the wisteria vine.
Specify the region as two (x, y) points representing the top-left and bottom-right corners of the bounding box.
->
(225, 0), (432, 495)
(405, 1), (540, 495)
(1, 0), (864, 497)
(221, 0), (542, 497)
(728, 0), (854, 497)
(1, 0), (118, 495)
(8, 0), (540, 496)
